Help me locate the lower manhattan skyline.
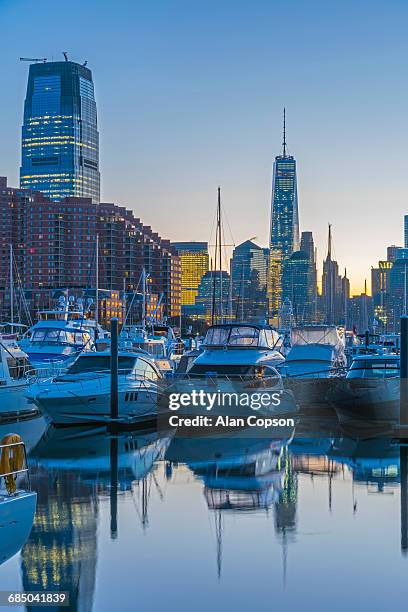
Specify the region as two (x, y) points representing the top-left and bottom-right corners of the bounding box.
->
(1, 0), (408, 295)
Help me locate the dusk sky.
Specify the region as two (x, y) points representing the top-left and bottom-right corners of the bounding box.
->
(1, 0), (407, 294)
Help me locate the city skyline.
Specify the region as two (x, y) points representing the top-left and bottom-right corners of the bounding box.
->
(1, 0), (408, 295)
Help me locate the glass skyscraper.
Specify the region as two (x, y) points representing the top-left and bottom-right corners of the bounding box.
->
(20, 60), (100, 202)
(268, 110), (300, 320)
(230, 240), (268, 321)
(171, 242), (209, 308)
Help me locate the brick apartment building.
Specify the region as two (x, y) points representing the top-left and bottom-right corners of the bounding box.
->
(0, 176), (181, 325)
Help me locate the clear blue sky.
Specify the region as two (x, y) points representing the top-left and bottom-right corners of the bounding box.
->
(1, 0), (407, 293)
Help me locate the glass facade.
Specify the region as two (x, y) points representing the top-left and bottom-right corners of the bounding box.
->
(268, 153), (300, 318)
(230, 240), (268, 322)
(171, 242), (209, 307)
(20, 61), (100, 202)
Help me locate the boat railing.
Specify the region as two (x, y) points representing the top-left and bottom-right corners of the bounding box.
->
(25, 363), (67, 382)
(0, 439), (31, 496)
(280, 365), (347, 379)
(28, 367), (162, 394)
(172, 370), (284, 390)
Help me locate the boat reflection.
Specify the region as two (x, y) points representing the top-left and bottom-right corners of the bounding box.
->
(20, 425), (173, 609)
(166, 429), (298, 579)
(31, 425), (171, 488)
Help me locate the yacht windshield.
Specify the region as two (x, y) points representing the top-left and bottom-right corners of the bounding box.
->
(204, 327), (230, 346)
(133, 342), (166, 358)
(31, 328), (89, 345)
(68, 355), (137, 374)
(228, 327), (259, 346)
(204, 326), (260, 347)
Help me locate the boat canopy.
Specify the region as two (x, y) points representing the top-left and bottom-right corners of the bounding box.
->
(290, 326), (345, 348)
(203, 325), (280, 349)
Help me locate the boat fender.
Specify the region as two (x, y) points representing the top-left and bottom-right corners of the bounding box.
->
(0, 433), (24, 495)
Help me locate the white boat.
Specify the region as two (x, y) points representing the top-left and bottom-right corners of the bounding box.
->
(19, 298), (98, 367)
(283, 325), (347, 378)
(170, 323), (297, 422)
(27, 351), (162, 425)
(332, 353), (400, 424)
(0, 336), (39, 421)
(0, 435), (37, 566)
(281, 326), (347, 416)
(120, 324), (183, 374)
(187, 323), (286, 374)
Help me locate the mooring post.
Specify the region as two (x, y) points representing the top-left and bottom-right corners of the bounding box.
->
(365, 330), (369, 350)
(400, 316), (408, 428)
(110, 317), (119, 421)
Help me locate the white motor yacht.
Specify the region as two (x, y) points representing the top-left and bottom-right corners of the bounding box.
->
(27, 351), (162, 425)
(19, 296), (110, 367)
(170, 323), (297, 421)
(0, 336), (39, 421)
(281, 325), (347, 416)
(283, 326), (347, 378)
(331, 353), (400, 424)
(120, 324), (182, 373)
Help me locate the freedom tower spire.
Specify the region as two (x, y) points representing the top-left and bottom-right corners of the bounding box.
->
(268, 109), (300, 321)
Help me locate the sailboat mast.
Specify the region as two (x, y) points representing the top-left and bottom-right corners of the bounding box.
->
(95, 234), (99, 328)
(211, 256), (216, 326)
(142, 268), (146, 330)
(218, 187), (223, 323)
(9, 244), (13, 330)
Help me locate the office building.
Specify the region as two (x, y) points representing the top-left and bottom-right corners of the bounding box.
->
(20, 59), (100, 202)
(230, 240), (268, 322)
(281, 231), (317, 324)
(268, 110), (300, 319)
(171, 242), (209, 310)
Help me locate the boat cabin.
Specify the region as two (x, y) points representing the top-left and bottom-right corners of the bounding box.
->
(63, 351), (161, 380)
(347, 354), (400, 379)
(203, 324), (281, 350)
(29, 323), (92, 349)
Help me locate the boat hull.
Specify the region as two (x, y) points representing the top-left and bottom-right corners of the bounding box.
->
(31, 383), (158, 425)
(0, 492), (37, 566)
(0, 383), (38, 421)
(330, 378), (400, 424)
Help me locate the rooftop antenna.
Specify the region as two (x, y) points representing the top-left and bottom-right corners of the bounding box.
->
(282, 107), (287, 157)
(62, 51), (69, 62)
(327, 224), (332, 260)
(82, 60), (88, 67)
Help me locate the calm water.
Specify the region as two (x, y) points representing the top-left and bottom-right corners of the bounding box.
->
(1, 415), (408, 611)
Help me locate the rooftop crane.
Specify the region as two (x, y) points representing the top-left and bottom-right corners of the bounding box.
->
(19, 57), (47, 63)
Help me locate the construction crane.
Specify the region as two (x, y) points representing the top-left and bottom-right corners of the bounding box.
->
(62, 51), (68, 61)
(19, 57), (47, 63)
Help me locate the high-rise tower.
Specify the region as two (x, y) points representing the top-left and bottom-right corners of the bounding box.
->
(268, 109), (300, 320)
(20, 59), (100, 202)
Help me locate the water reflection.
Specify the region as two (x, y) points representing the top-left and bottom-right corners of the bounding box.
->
(20, 424), (171, 610)
(2, 416), (408, 610)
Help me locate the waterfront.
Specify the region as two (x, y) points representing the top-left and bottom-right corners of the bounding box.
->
(1, 416), (408, 611)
